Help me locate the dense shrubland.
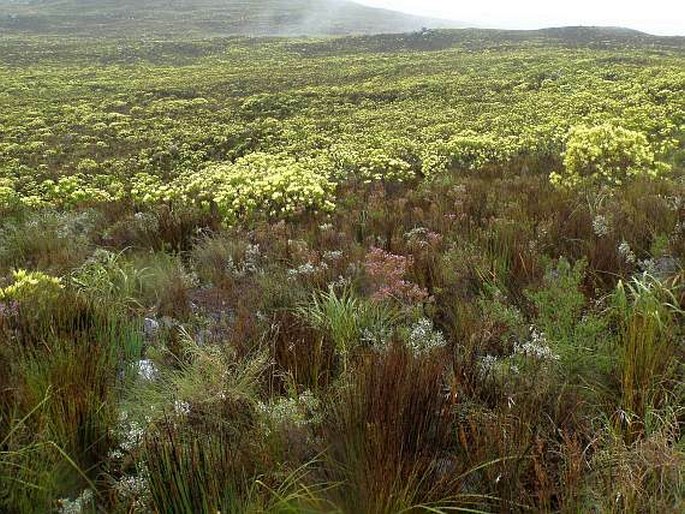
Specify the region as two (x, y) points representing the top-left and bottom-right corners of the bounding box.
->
(0, 29), (684, 513)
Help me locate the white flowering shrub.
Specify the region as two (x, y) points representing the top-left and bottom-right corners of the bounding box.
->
(113, 471), (151, 514)
(109, 410), (149, 458)
(617, 240), (637, 265)
(526, 258), (611, 379)
(592, 214), (611, 238)
(513, 327), (559, 362)
(57, 489), (94, 514)
(550, 124), (671, 189)
(478, 326), (559, 402)
(257, 390), (322, 436)
(287, 261), (329, 281)
(406, 318), (447, 356)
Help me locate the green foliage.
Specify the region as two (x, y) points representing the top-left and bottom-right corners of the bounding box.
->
(0, 210), (97, 273)
(610, 273), (683, 421)
(526, 258), (613, 381)
(71, 249), (149, 313)
(0, 31), (682, 221)
(0, 301), (141, 512)
(297, 286), (400, 366)
(527, 258), (587, 345)
(324, 349), (456, 514)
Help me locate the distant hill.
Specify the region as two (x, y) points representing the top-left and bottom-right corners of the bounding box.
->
(0, 0), (467, 37)
(275, 26), (684, 57)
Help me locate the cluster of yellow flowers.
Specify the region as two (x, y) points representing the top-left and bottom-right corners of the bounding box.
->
(550, 124), (672, 189)
(420, 132), (521, 176)
(355, 149), (414, 184)
(131, 152), (336, 221)
(1, 40), (683, 217)
(41, 174), (126, 207)
(185, 152), (337, 220)
(0, 269), (63, 303)
(0, 178), (21, 210)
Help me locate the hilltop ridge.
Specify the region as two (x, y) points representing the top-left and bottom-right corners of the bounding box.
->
(0, 0), (467, 37)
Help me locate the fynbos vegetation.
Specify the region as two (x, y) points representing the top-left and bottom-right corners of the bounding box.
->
(0, 12), (684, 514)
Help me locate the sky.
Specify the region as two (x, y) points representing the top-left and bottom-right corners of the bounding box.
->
(354, 0), (685, 36)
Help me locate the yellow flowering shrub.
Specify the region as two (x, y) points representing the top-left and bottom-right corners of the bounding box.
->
(326, 144), (415, 183)
(41, 174), (116, 208)
(0, 269), (63, 304)
(131, 172), (184, 205)
(357, 149), (414, 184)
(421, 132), (518, 176)
(550, 124), (671, 189)
(0, 178), (20, 210)
(186, 152), (336, 221)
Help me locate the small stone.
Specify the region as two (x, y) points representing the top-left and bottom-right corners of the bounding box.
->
(143, 317), (160, 340)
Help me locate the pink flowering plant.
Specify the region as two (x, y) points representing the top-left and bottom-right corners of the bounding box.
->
(363, 247), (429, 305)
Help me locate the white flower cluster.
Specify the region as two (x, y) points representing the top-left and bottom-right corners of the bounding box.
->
(360, 326), (392, 349)
(514, 327), (559, 361)
(592, 214), (610, 238)
(136, 359), (159, 381)
(407, 318), (447, 356)
(328, 275), (352, 291)
(109, 410), (149, 459)
(478, 354), (500, 377)
(173, 400), (191, 417)
(57, 489), (94, 514)
(638, 256), (679, 280)
(113, 468), (151, 513)
(322, 250), (344, 262)
(664, 194), (683, 212)
(617, 240), (636, 265)
(478, 328), (558, 384)
(257, 390), (322, 436)
(404, 226), (442, 250)
(55, 210), (99, 239)
(287, 261), (328, 280)
(244, 243), (262, 272)
(225, 243), (263, 278)
(132, 211), (159, 231)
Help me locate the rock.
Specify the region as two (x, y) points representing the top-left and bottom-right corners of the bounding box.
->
(143, 317), (160, 340)
(653, 255), (679, 279)
(639, 255), (680, 281)
(195, 329), (213, 347)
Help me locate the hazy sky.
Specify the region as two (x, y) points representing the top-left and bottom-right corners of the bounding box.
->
(354, 1), (685, 35)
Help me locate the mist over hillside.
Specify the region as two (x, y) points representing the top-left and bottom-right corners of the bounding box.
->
(0, 0), (466, 37)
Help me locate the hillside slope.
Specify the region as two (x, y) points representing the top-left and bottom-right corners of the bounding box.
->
(0, 0), (466, 37)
